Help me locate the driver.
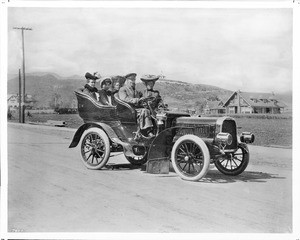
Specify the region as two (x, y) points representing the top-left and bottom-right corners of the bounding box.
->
(140, 74), (164, 111)
(119, 73), (154, 137)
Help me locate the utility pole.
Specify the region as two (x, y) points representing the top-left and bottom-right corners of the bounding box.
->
(18, 69), (21, 123)
(13, 27), (32, 123)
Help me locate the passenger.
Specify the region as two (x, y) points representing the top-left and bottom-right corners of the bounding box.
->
(119, 73), (154, 137)
(82, 72), (99, 100)
(118, 73), (142, 105)
(113, 80), (121, 99)
(111, 75), (126, 99)
(98, 77), (115, 105)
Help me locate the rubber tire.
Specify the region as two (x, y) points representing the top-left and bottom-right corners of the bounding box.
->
(214, 143), (249, 176)
(171, 134), (210, 181)
(80, 127), (110, 170)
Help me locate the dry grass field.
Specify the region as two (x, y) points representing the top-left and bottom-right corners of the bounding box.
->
(235, 116), (292, 148)
(8, 112), (292, 148)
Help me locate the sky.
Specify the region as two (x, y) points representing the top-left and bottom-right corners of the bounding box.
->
(7, 6), (293, 93)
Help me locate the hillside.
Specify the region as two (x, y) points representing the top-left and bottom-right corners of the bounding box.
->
(144, 80), (232, 111)
(7, 72), (291, 111)
(8, 73), (83, 109)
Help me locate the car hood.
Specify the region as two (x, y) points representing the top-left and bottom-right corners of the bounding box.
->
(176, 117), (219, 126)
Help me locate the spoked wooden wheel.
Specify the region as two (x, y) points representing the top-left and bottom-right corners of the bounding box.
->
(171, 135), (210, 181)
(80, 128), (110, 170)
(214, 143), (249, 176)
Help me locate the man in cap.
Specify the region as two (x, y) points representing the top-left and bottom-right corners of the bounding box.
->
(118, 73), (142, 105)
(98, 76), (115, 105)
(119, 73), (154, 137)
(82, 72), (100, 100)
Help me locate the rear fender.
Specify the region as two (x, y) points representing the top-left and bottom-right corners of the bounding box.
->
(68, 122), (118, 148)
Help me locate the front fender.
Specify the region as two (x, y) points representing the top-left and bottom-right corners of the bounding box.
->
(147, 127), (179, 161)
(69, 122), (118, 148)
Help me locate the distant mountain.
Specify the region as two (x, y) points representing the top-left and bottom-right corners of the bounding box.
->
(140, 79), (232, 111)
(7, 73), (83, 109)
(8, 72), (83, 81)
(7, 72), (291, 111)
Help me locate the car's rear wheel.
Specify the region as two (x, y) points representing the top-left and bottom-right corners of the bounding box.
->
(80, 127), (110, 170)
(214, 143), (249, 176)
(171, 135), (210, 181)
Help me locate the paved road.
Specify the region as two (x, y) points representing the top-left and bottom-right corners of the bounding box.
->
(7, 123), (292, 233)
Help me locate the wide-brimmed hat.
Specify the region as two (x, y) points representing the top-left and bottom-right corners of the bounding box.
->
(124, 73), (137, 79)
(140, 74), (159, 82)
(93, 72), (102, 79)
(85, 72), (99, 81)
(100, 76), (112, 88)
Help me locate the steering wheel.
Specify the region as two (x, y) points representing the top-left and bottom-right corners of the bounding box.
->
(138, 96), (156, 105)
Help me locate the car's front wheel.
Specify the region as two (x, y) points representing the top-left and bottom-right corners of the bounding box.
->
(214, 143), (249, 176)
(80, 127), (110, 170)
(171, 135), (210, 181)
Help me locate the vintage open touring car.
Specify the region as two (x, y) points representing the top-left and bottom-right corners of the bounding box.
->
(69, 88), (255, 181)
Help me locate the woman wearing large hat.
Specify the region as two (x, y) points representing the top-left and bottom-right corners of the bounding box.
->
(82, 72), (100, 100)
(140, 74), (164, 111)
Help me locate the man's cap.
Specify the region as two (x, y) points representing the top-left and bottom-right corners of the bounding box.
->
(140, 74), (159, 82)
(124, 73), (137, 79)
(85, 72), (99, 81)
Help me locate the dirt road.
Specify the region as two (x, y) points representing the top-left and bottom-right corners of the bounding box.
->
(7, 123), (292, 233)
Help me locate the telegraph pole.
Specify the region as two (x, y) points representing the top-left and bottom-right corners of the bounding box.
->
(13, 27), (32, 123)
(18, 69), (21, 123)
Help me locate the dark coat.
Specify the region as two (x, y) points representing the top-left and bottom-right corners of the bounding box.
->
(82, 84), (98, 100)
(142, 89), (163, 110)
(98, 89), (116, 106)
